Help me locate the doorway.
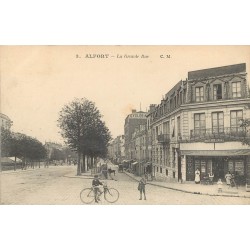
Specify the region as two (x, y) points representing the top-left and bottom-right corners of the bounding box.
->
(213, 158), (225, 181)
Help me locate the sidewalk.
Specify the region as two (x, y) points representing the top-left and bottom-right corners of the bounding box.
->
(124, 171), (250, 198)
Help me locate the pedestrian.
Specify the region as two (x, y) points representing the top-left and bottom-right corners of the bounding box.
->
(92, 175), (103, 203)
(194, 168), (201, 184)
(225, 171), (232, 188)
(217, 178), (223, 193)
(138, 176), (147, 200)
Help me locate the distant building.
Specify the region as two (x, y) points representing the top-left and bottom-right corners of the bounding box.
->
(124, 109), (147, 160)
(108, 135), (125, 164)
(0, 113), (12, 130)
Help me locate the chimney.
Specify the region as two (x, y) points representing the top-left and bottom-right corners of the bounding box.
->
(132, 109), (136, 113)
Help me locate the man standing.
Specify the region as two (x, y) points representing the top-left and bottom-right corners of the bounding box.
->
(92, 175), (103, 203)
(138, 176), (147, 200)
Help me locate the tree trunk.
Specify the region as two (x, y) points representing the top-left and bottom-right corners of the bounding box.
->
(14, 156), (16, 171)
(81, 154), (86, 173)
(77, 152), (81, 176)
(91, 156), (94, 168)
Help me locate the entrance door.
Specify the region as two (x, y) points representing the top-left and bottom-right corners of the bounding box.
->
(213, 158), (224, 181)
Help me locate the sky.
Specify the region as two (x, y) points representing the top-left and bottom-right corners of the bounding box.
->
(1, 45), (250, 144)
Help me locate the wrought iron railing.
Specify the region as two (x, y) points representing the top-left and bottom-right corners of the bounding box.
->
(157, 133), (170, 143)
(190, 127), (246, 140)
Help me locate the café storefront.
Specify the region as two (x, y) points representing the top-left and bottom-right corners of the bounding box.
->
(182, 150), (250, 184)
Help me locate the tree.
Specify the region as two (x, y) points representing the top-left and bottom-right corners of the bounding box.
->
(50, 148), (65, 162)
(57, 98), (111, 175)
(1, 127), (12, 157)
(240, 119), (250, 145)
(1, 129), (47, 170)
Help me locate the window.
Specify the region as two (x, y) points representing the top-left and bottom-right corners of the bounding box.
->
(212, 112), (224, 133)
(194, 113), (206, 135)
(160, 167), (162, 173)
(157, 167), (159, 172)
(230, 110), (243, 133)
(195, 86), (204, 102)
(213, 84), (222, 100)
(177, 116), (181, 136)
(166, 169), (168, 176)
(232, 82), (241, 98)
(171, 118), (175, 138)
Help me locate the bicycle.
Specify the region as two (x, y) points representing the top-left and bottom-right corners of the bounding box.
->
(80, 182), (119, 204)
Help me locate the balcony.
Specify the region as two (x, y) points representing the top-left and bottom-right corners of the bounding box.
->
(189, 127), (246, 142)
(157, 133), (170, 144)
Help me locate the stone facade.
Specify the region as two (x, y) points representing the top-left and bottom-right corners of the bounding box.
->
(150, 63), (250, 183)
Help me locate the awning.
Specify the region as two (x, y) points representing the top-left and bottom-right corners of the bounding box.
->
(132, 161), (138, 165)
(181, 149), (250, 156)
(1, 157), (22, 163)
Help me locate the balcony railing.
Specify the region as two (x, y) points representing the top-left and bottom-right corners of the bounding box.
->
(157, 133), (170, 143)
(190, 127), (246, 141)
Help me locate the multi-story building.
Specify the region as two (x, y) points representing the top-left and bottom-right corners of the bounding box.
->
(151, 63), (250, 183)
(130, 124), (147, 175)
(108, 135), (125, 164)
(124, 109), (147, 160)
(0, 113), (12, 130)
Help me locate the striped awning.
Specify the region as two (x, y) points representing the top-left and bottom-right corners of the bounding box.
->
(181, 149), (250, 156)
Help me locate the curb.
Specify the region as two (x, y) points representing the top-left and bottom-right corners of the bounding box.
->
(63, 174), (93, 179)
(123, 171), (250, 199)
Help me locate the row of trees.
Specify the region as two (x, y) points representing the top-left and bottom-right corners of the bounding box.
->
(57, 98), (111, 175)
(1, 128), (47, 170)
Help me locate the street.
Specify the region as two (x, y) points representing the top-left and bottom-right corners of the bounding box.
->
(1, 164), (250, 205)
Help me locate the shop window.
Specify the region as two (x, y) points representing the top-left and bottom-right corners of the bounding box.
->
(232, 82), (241, 98)
(195, 86), (204, 102)
(213, 84), (222, 100)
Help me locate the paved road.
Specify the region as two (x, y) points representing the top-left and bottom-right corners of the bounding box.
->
(1, 164), (249, 204)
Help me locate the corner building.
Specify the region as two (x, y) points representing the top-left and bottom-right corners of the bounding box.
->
(151, 63), (250, 183)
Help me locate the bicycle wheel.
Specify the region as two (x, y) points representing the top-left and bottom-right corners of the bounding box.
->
(80, 188), (95, 204)
(104, 188), (119, 203)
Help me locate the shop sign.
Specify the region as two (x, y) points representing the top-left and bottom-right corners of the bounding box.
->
(204, 139), (224, 143)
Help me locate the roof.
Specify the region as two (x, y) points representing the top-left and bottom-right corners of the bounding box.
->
(188, 63), (246, 80)
(181, 149), (250, 156)
(1, 157), (22, 163)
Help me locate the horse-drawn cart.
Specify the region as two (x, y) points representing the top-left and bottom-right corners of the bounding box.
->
(118, 164), (124, 172)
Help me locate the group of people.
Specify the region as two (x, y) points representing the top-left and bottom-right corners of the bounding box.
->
(92, 174), (147, 203)
(194, 168), (238, 192)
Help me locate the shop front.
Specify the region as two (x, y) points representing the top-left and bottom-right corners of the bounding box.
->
(183, 150), (250, 184)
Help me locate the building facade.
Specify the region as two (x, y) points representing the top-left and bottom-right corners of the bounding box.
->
(108, 135), (125, 164)
(124, 110), (147, 160)
(0, 113), (12, 130)
(130, 124), (147, 175)
(150, 63), (250, 183)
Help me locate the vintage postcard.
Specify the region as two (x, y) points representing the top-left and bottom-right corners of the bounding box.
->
(1, 45), (250, 205)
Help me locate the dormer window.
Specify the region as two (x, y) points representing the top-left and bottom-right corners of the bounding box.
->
(195, 86), (204, 102)
(232, 82), (241, 98)
(213, 84), (222, 100)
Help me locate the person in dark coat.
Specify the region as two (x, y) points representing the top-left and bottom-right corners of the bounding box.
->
(92, 175), (103, 203)
(138, 176), (147, 200)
